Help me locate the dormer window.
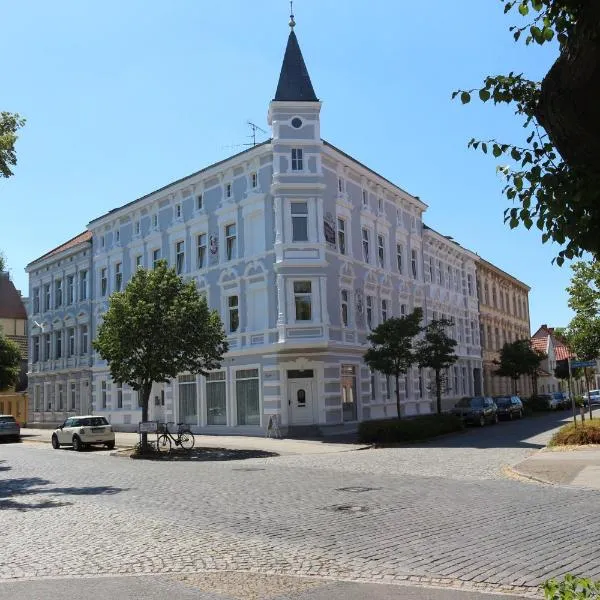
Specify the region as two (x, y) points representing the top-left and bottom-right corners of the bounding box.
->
(196, 194), (203, 210)
(291, 148), (303, 171)
(225, 183), (232, 198)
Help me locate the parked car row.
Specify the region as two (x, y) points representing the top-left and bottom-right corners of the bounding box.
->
(583, 389), (600, 406)
(451, 395), (524, 427)
(0, 415), (21, 442)
(534, 392), (571, 410)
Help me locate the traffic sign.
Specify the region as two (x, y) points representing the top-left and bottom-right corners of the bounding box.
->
(570, 360), (597, 368)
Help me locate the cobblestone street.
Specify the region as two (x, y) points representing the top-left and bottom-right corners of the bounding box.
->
(1, 413), (599, 598)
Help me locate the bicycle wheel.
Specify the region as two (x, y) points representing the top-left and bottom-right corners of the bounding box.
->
(179, 431), (195, 450)
(156, 434), (171, 453)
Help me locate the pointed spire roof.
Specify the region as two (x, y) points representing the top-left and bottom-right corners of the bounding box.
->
(274, 29), (318, 102)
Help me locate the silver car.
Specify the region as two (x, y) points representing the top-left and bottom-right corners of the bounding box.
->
(0, 415), (21, 442)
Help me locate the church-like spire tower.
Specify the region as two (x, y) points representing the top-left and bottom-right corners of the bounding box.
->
(273, 4), (318, 102)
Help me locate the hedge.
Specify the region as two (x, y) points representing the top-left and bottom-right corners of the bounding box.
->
(358, 414), (464, 444)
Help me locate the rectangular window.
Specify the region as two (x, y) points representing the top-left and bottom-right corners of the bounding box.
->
(80, 325), (88, 355)
(362, 190), (368, 206)
(381, 299), (388, 322)
(117, 386), (123, 409)
(291, 148), (303, 171)
(70, 382), (76, 411)
(377, 234), (385, 268)
(178, 374), (197, 424)
(397, 244), (403, 274)
(44, 334), (51, 360)
(55, 331), (62, 359)
(338, 177), (343, 193)
(54, 279), (62, 307)
(152, 213), (158, 229)
(57, 384), (64, 410)
(341, 290), (349, 326)
(197, 233), (207, 268)
(225, 223), (237, 260)
(101, 235), (105, 248)
(101, 267), (107, 296)
(68, 327), (75, 357)
(33, 336), (40, 362)
(33, 288), (40, 313)
(44, 283), (51, 311)
(153, 249), (161, 269)
(400, 303), (406, 316)
(366, 295), (373, 329)
(80, 270), (88, 300)
(362, 228), (370, 263)
(467, 274), (473, 296)
(175, 203), (182, 219)
(294, 281), (312, 321)
(378, 197), (383, 213)
(176, 241), (185, 274)
(115, 229), (120, 244)
(196, 194), (203, 210)
(66, 275), (74, 305)
(337, 218), (346, 255)
(206, 371), (226, 425)
(251, 172), (258, 188)
(135, 255), (143, 268)
(101, 381), (107, 409)
(411, 250), (418, 279)
(291, 202), (308, 242)
(34, 385), (41, 411)
(115, 262), (122, 292)
(135, 220), (141, 235)
(341, 364), (357, 422)
(236, 368), (260, 426)
(225, 183), (232, 198)
(228, 295), (239, 333)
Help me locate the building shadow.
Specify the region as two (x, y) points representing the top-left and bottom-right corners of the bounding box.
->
(0, 474), (127, 511)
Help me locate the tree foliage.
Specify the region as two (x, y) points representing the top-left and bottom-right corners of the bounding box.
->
(93, 261), (228, 445)
(363, 308), (423, 419)
(455, 1), (600, 264)
(494, 339), (545, 393)
(415, 319), (458, 415)
(0, 252), (6, 272)
(0, 112), (26, 179)
(0, 332), (21, 391)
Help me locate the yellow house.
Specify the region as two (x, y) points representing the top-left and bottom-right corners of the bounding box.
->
(0, 270), (28, 424)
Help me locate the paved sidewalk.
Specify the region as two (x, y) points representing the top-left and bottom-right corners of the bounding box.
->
(20, 427), (367, 456)
(512, 447), (600, 490)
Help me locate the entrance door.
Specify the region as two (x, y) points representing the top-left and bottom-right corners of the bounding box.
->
(288, 380), (314, 426)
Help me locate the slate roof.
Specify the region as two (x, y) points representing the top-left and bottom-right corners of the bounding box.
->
(274, 30), (318, 102)
(0, 273), (27, 320)
(27, 231), (92, 268)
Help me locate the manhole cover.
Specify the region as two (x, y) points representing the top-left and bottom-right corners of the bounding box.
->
(336, 486), (379, 493)
(232, 467), (265, 472)
(324, 504), (368, 513)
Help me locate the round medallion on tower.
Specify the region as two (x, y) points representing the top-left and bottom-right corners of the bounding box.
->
(291, 117), (303, 129)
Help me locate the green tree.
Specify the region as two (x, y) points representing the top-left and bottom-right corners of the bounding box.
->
(415, 318), (458, 415)
(0, 332), (21, 391)
(494, 339), (545, 395)
(93, 261), (228, 448)
(1, 112), (26, 179)
(0, 252), (6, 272)
(363, 308), (423, 419)
(455, 1), (600, 264)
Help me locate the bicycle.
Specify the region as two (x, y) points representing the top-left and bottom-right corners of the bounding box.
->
(156, 422), (195, 452)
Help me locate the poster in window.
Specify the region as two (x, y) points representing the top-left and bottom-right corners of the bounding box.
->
(324, 212), (336, 247)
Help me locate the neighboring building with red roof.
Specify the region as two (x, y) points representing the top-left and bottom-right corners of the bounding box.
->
(0, 270), (28, 385)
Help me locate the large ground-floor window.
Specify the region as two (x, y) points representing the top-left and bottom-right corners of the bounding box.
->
(206, 371), (226, 425)
(341, 364), (357, 422)
(178, 374), (197, 425)
(236, 369), (260, 426)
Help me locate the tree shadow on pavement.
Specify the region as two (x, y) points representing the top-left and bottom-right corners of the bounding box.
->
(0, 474), (127, 511)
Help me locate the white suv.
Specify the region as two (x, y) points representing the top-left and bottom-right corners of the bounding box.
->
(52, 415), (115, 451)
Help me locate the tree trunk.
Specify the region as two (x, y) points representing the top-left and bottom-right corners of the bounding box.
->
(435, 369), (442, 414)
(512, 377), (518, 396)
(395, 374), (401, 420)
(140, 381), (152, 450)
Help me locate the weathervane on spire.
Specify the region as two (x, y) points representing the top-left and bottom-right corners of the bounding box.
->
(289, 0), (295, 29)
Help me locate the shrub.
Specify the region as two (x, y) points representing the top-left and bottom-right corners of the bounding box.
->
(358, 414), (464, 445)
(523, 395), (551, 413)
(549, 419), (600, 446)
(574, 395), (585, 408)
(544, 574), (600, 599)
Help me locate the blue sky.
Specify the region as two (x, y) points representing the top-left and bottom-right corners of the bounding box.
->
(1, 0), (572, 330)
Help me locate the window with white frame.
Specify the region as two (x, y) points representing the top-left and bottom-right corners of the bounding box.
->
(70, 382), (76, 410)
(225, 223), (237, 260)
(175, 241), (185, 274)
(291, 148), (303, 171)
(135, 220), (141, 236)
(291, 202), (308, 242)
(115, 229), (120, 244)
(377, 234), (385, 268)
(101, 234), (105, 248)
(206, 371), (226, 425)
(100, 268), (107, 296)
(467, 273), (473, 296)
(236, 368), (260, 426)
(362, 189), (368, 207)
(293, 281), (312, 321)
(66, 275), (74, 305)
(378, 197), (383, 213)
(251, 172), (258, 188)
(228, 295), (239, 333)
(43, 283), (51, 311)
(400, 303), (406, 316)
(101, 381), (107, 409)
(337, 218), (346, 255)
(341, 290), (349, 327)
(152, 213), (158, 229)
(44, 334), (51, 360)
(79, 270), (88, 300)
(67, 327), (75, 357)
(57, 383), (64, 410)
(80, 325), (88, 355)
(54, 331), (62, 359)
(178, 374), (196, 424)
(175, 203), (182, 219)
(196, 194), (203, 210)
(33, 336), (40, 362)
(34, 384), (40, 411)
(135, 254), (143, 268)
(55, 279), (62, 307)
(115, 262), (122, 292)
(381, 299), (388, 322)
(411, 250), (418, 279)
(366, 295), (374, 329)
(116, 384), (123, 409)
(33, 287), (40, 313)
(362, 228), (370, 263)
(225, 183), (232, 198)
(397, 243), (403, 274)
(338, 177), (343, 193)
(197, 233), (207, 268)
(152, 249), (161, 269)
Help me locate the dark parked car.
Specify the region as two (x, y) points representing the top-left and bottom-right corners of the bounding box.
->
(493, 396), (524, 420)
(0, 415), (21, 442)
(452, 396), (498, 426)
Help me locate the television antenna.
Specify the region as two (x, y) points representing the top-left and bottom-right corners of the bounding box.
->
(247, 121), (267, 147)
